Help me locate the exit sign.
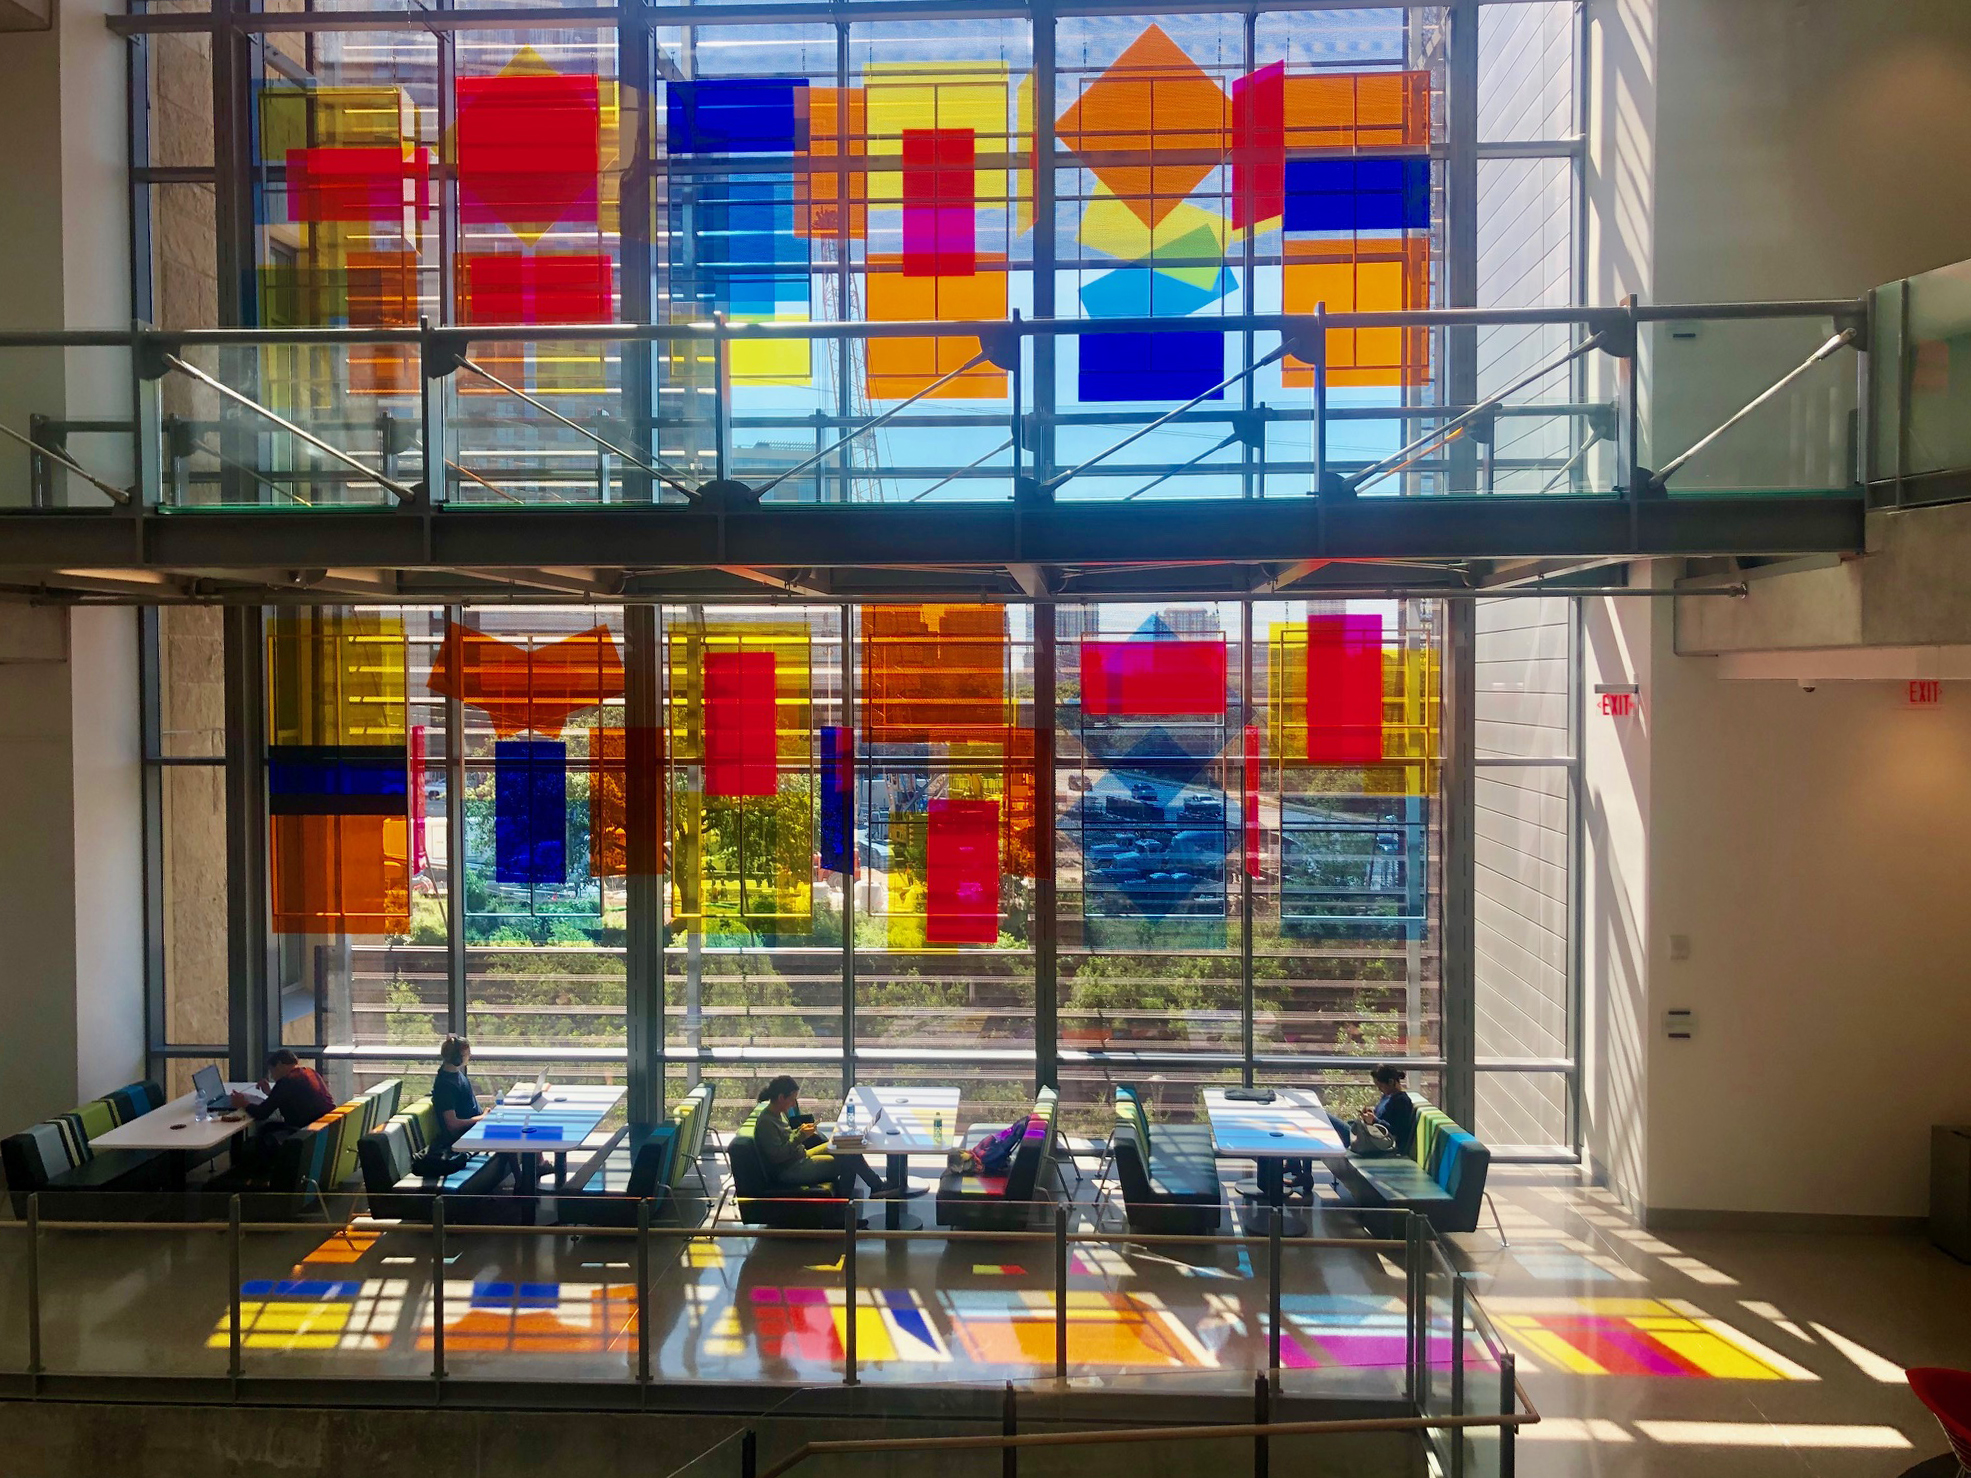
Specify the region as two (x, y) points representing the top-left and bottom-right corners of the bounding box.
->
(1908, 679), (1942, 708)
(1598, 691), (1637, 718)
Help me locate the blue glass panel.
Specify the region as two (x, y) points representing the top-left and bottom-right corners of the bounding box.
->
(1078, 331), (1224, 403)
(267, 744), (406, 815)
(685, 175), (810, 319)
(666, 78), (809, 155)
(1282, 156), (1430, 232)
(495, 739), (567, 887)
(820, 725), (852, 872)
(1080, 266), (1236, 320)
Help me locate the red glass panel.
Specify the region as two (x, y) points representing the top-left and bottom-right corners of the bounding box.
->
(286, 145), (430, 224)
(455, 72), (602, 234)
(1306, 613), (1384, 763)
(458, 253), (613, 326)
(902, 127), (976, 277)
(1080, 640), (1227, 717)
(927, 797), (1000, 945)
(703, 651), (778, 798)
(1231, 63), (1284, 231)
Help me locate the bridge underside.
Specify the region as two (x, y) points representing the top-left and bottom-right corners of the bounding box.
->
(0, 493), (1864, 603)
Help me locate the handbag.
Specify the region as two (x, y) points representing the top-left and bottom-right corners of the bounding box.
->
(1348, 1119), (1398, 1157)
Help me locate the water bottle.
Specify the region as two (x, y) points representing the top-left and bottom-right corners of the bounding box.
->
(193, 1096), (208, 1124)
(845, 1098), (858, 1132)
(933, 1112), (944, 1147)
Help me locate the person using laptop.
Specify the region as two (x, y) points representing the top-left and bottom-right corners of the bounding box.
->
(230, 1049), (335, 1172)
(432, 1036), (535, 1197)
(754, 1077), (886, 1198)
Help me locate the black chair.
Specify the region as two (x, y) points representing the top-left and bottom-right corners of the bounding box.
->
(726, 1104), (849, 1230)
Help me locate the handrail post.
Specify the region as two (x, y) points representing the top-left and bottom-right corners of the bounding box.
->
(432, 1198), (447, 1390)
(1003, 1381), (1018, 1478)
(228, 1195), (243, 1388)
(1253, 1372), (1270, 1478)
(843, 1199), (858, 1386)
(25, 1192), (41, 1390)
(636, 1197), (652, 1392)
(1267, 1214), (1282, 1377)
(1403, 1213), (1419, 1406)
(1054, 1204), (1069, 1380)
(1499, 1350), (1517, 1478)
(741, 1429), (758, 1478)
(1450, 1274), (1467, 1478)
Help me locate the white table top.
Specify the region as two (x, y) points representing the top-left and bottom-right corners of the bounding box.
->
(1201, 1087), (1348, 1159)
(453, 1083), (626, 1155)
(91, 1085), (264, 1152)
(830, 1085), (962, 1154)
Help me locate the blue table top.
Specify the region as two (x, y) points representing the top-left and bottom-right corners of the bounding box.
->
(454, 1084), (625, 1155)
(1201, 1088), (1348, 1159)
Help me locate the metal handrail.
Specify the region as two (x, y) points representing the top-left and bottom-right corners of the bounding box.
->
(754, 1405), (1543, 1478)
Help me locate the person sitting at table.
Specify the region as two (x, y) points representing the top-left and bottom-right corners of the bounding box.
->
(1325, 1063), (1420, 1158)
(230, 1049), (336, 1173)
(755, 1076), (887, 1197)
(432, 1036), (536, 1197)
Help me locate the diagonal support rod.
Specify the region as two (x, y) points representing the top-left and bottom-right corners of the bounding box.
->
(458, 357), (699, 502)
(163, 354), (421, 504)
(910, 436), (1014, 502)
(1045, 344), (1288, 493)
(755, 350), (990, 498)
(1650, 328), (1857, 490)
(1124, 430), (1241, 500)
(1348, 332), (1606, 494)
(0, 423), (132, 505)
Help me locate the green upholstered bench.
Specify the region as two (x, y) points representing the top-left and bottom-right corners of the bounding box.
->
(1330, 1098), (1499, 1238)
(937, 1088), (1060, 1232)
(2, 1080), (168, 1211)
(1108, 1086), (1222, 1235)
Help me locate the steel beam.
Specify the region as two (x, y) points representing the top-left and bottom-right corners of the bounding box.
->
(0, 495), (1865, 582)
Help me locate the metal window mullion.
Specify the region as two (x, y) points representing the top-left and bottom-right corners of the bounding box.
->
(1566, 595), (1586, 1158)
(1240, 10), (1258, 502)
(626, 603), (664, 1123)
(1031, 1), (1057, 484)
(445, 605), (467, 1037)
(842, 601), (857, 1091)
(1033, 602), (1058, 1092)
(1240, 599), (1255, 1085)
(223, 605), (271, 1081)
(1446, 0), (1480, 494)
(139, 608), (168, 1073)
(1441, 599), (1476, 1125)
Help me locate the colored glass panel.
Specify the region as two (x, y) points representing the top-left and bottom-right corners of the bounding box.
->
(1080, 265), (1233, 319)
(268, 747), (408, 815)
(455, 71), (602, 238)
(1231, 62), (1284, 231)
(457, 253), (612, 326)
(427, 623), (625, 738)
(926, 798), (1000, 945)
(902, 128), (977, 278)
(1282, 156), (1430, 232)
(345, 251), (419, 395)
(703, 651), (779, 799)
(1282, 237), (1431, 388)
(1281, 70), (1430, 152)
(1003, 725), (1037, 879)
(270, 814), (411, 935)
(1243, 723), (1261, 878)
(494, 739), (567, 887)
(1078, 329), (1224, 403)
(863, 604), (1007, 743)
(864, 62), (1009, 207)
(1080, 640), (1227, 716)
(1306, 613), (1385, 763)
(797, 87), (868, 241)
(820, 725), (853, 873)
(285, 146), (430, 225)
(666, 77), (809, 154)
(1055, 26), (1229, 231)
(865, 254), (1008, 400)
(693, 175), (812, 385)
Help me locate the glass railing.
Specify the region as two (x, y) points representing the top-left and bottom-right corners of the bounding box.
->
(0, 299), (1868, 511)
(1870, 258), (1971, 506)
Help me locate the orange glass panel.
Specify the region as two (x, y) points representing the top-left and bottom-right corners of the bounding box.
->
(797, 86), (867, 241)
(1003, 724), (1037, 878)
(427, 623), (625, 737)
(1055, 25), (1229, 232)
(1282, 237), (1431, 388)
(1282, 70), (1430, 152)
(865, 253), (1008, 400)
(271, 813), (411, 934)
(346, 250), (419, 396)
(864, 603), (1007, 743)
(589, 725), (665, 878)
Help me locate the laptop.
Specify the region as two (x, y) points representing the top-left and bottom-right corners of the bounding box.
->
(192, 1064), (230, 1112)
(502, 1070), (548, 1106)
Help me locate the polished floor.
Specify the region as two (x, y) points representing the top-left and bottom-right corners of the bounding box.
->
(5, 1154), (1969, 1477)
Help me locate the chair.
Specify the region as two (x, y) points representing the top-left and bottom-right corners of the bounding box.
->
(555, 1123), (680, 1227)
(726, 1103), (848, 1229)
(1909, 1369), (1971, 1476)
(937, 1088), (1061, 1232)
(1330, 1097), (1502, 1239)
(1105, 1089), (1222, 1236)
(2, 1080), (169, 1211)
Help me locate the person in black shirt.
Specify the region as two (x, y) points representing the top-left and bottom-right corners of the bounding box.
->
(230, 1049), (336, 1173)
(432, 1036), (536, 1197)
(1363, 1064), (1418, 1158)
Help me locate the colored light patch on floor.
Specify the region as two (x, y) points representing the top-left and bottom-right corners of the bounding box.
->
(420, 1279), (638, 1354)
(1275, 1294), (1411, 1370)
(973, 1264), (1029, 1276)
(747, 1287), (952, 1365)
(300, 1228), (381, 1265)
(209, 1278), (405, 1352)
(1510, 1249), (1620, 1282)
(1489, 1299), (1814, 1380)
(945, 1290), (1216, 1369)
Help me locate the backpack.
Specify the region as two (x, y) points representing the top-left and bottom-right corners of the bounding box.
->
(964, 1116), (1031, 1176)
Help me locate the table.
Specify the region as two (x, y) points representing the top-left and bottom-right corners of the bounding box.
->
(453, 1083), (626, 1188)
(92, 1085), (264, 1153)
(830, 1085), (961, 1231)
(1201, 1087), (1348, 1232)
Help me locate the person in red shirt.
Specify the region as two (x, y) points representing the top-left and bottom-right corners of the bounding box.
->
(231, 1049), (336, 1173)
